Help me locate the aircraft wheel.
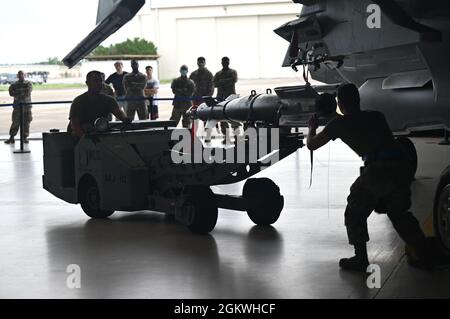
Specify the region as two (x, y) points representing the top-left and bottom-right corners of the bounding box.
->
(434, 181), (450, 252)
(79, 178), (114, 219)
(183, 185), (218, 234)
(396, 136), (418, 180)
(243, 178), (284, 226)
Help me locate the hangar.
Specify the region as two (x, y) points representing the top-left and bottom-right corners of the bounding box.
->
(106, 0), (300, 79)
(1, 0), (450, 301)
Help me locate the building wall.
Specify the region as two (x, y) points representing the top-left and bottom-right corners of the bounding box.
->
(103, 1), (302, 80)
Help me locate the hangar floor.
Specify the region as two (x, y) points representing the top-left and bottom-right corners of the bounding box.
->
(1, 138), (450, 299)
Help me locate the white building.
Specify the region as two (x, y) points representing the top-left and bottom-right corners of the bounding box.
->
(105, 0), (302, 80)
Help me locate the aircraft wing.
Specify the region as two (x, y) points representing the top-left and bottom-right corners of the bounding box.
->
(63, 0), (146, 68)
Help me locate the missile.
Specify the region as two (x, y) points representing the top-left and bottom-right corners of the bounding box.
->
(190, 84), (338, 127)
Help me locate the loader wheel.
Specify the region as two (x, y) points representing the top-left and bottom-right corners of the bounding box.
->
(396, 137), (418, 181)
(79, 178), (114, 219)
(243, 178), (284, 226)
(183, 185), (218, 234)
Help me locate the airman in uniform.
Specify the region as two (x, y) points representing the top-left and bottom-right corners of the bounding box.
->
(5, 71), (33, 144)
(69, 71), (130, 139)
(190, 57), (214, 106)
(213, 57), (240, 142)
(123, 59), (147, 120)
(307, 83), (442, 271)
(189, 57), (214, 135)
(170, 65), (195, 128)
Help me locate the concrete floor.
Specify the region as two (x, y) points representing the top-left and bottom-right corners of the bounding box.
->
(1, 137), (450, 299)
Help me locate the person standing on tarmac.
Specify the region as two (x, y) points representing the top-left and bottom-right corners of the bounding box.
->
(144, 65), (160, 120)
(5, 70), (33, 144)
(170, 65), (195, 128)
(123, 59), (147, 120)
(307, 83), (446, 272)
(105, 61), (128, 113)
(190, 57), (214, 135)
(213, 57), (240, 143)
(190, 57), (214, 103)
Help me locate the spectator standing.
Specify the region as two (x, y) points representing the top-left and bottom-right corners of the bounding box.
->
(5, 71), (33, 144)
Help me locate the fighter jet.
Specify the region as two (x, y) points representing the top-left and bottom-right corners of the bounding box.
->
(62, 0), (146, 68)
(275, 0), (450, 133)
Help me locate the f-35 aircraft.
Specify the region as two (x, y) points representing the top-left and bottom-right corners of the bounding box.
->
(276, 0), (450, 133)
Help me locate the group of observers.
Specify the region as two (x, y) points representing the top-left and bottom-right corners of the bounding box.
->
(170, 56), (239, 142)
(102, 59), (159, 121)
(68, 56), (239, 140)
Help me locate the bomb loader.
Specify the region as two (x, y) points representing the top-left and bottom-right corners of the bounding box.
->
(42, 84), (342, 234)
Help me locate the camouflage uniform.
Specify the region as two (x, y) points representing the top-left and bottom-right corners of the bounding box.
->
(101, 83), (114, 97)
(322, 111), (426, 248)
(189, 68), (214, 107)
(213, 68), (240, 133)
(123, 72), (147, 120)
(214, 68), (237, 100)
(101, 83), (115, 121)
(345, 160), (425, 246)
(170, 76), (195, 128)
(8, 80), (33, 138)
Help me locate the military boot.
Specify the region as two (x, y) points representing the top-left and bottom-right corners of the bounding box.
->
(4, 137), (15, 144)
(339, 243), (370, 272)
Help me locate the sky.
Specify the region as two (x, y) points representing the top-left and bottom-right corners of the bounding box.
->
(0, 0), (99, 64)
(0, 0), (285, 65)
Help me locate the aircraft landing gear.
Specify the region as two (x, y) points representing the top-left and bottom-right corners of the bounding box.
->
(434, 178), (450, 252)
